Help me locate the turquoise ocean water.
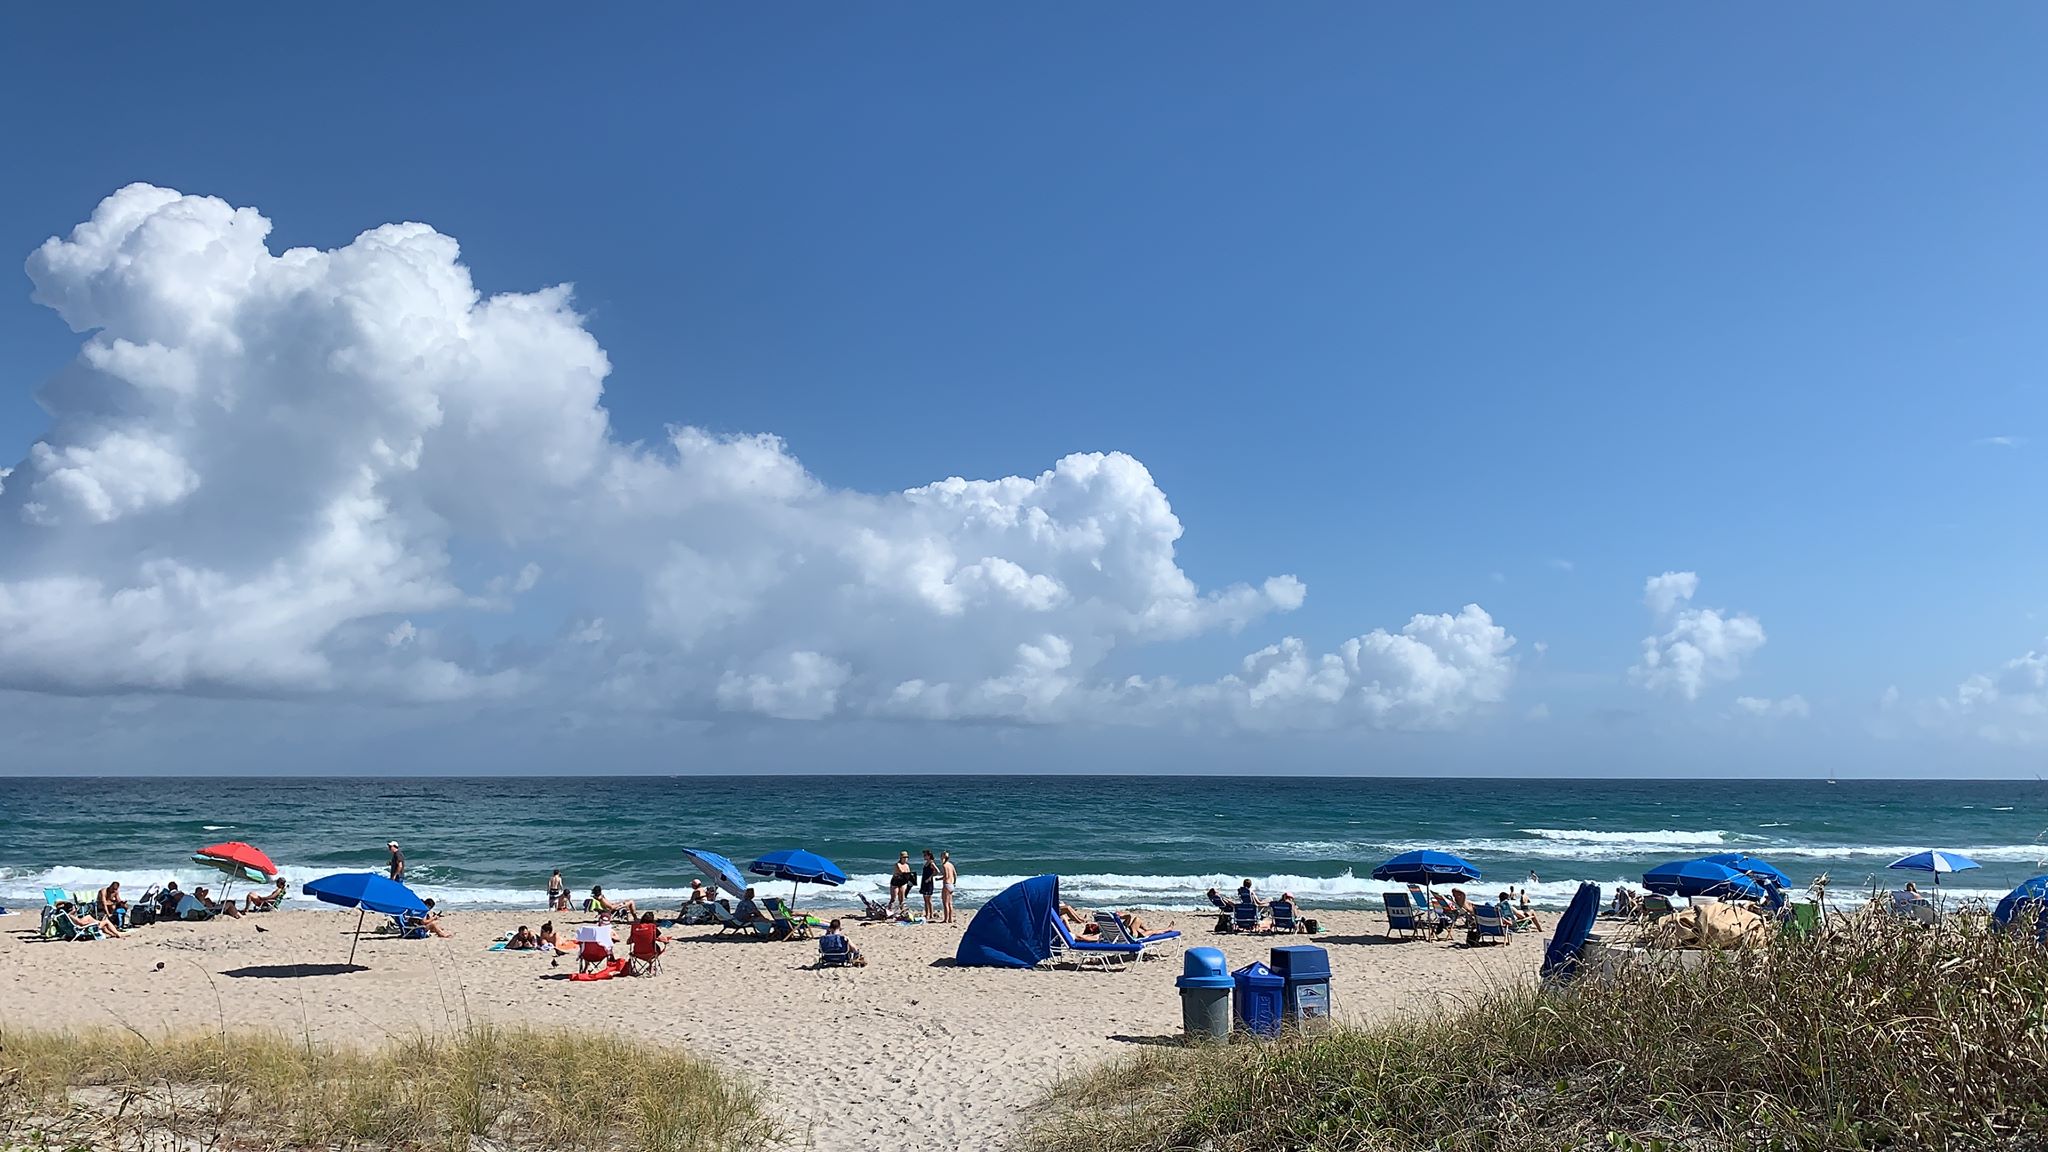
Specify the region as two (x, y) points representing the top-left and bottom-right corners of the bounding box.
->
(4, 776), (2045, 912)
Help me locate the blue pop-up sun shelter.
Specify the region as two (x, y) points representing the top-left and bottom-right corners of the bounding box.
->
(956, 875), (1061, 968)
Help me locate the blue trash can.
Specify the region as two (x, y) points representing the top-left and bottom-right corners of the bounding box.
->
(1232, 960), (1284, 1038)
(1271, 944), (1332, 1029)
(1177, 947), (1234, 1044)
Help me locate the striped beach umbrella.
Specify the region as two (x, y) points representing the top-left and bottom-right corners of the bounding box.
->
(1887, 850), (1980, 885)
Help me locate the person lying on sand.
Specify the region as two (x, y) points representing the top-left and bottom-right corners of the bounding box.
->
(589, 886), (638, 919)
(536, 921), (562, 951)
(507, 925), (540, 950)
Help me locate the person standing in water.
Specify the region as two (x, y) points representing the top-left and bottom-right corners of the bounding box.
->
(547, 869), (565, 909)
(386, 840), (405, 882)
(919, 850), (938, 920)
(940, 851), (957, 924)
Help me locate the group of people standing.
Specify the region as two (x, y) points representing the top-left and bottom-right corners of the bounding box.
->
(888, 849), (956, 923)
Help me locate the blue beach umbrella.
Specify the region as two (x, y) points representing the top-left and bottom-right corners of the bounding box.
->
(1642, 859), (1766, 900)
(1371, 850), (1481, 886)
(1699, 853), (1793, 889)
(1887, 850), (1981, 885)
(1994, 875), (2048, 940)
(749, 848), (848, 910)
(302, 872), (428, 966)
(682, 848), (749, 900)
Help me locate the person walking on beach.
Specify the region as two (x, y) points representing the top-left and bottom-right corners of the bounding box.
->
(386, 840), (405, 883)
(919, 850), (938, 920)
(889, 851), (914, 914)
(940, 850), (957, 924)
(547, 869), (564, 909)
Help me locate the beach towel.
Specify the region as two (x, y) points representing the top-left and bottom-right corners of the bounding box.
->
(569, 958), (630, 981)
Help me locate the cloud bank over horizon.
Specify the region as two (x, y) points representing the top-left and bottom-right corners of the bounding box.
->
(0, 184), (1517, 732)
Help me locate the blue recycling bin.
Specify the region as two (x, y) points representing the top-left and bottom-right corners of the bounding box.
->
(1271, 944), (1332, 1029)
(1232, 960), (1284, 1038)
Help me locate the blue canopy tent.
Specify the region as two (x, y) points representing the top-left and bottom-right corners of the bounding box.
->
(303, 872), (428, 966)
(1370, 850), (1481, 886)
(1699, 853), (1793, 889)
(682, 848), (749, 900)
(1540, 882), (1603, 985)
(1994, 875), (2048, 942)
(1642, 860), (1765, 901)
(957, 875), (1061, 968)
(1888, 850), (1981, 886)
(749, 848), (848, 911)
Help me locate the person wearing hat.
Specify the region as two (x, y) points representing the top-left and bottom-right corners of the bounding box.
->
(387, 840), (405, 882)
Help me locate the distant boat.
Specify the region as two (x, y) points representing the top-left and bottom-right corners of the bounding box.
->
(1827, 769), (1838, 786)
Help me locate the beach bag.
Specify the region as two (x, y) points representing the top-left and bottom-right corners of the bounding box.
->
(1214, 913), (1233, 933)
(1303, 918), (1319, 934)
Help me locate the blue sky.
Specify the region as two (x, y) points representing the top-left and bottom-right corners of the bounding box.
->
(3, 6), (2047, 775)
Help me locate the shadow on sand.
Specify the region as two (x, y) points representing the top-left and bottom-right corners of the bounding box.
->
(222, 962), (368, 978)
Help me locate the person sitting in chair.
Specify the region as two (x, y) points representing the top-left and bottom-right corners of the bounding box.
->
(243, 878), (288, 912)
(733, 888), (788, 940)
(194, 886), (244, 919)
(627, 911), (669, 973)
(588, 886), (638, 920)
(818, 918), (866, 966)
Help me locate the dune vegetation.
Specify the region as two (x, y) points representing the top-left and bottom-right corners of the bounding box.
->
(1027, 910), (2048, 1152)
(0, 1022), (781, 1152)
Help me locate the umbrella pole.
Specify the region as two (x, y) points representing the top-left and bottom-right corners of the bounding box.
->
(349, 907), (365, 966)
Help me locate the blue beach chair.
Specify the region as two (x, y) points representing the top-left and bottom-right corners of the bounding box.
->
(1382, 892), (1428, 940)
(1269, 900), (1300, 934)
(1232, 900), (1262, 933)
(1091, 911), (1181, 948)
(1045, 914), (1145, 970)
(817, 933), (854, 967)
(1470, 906), (1510, 946)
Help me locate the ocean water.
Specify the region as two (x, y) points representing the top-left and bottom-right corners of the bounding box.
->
(3, 776), (2045, 912)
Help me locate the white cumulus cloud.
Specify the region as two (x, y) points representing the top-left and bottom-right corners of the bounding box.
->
(1630, 571), (1765, 701)
(0, 184), (1505, 731)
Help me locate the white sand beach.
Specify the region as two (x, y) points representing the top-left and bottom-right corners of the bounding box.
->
(0, 905), (1540, 1150)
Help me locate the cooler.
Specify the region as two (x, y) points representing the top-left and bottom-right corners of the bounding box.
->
(1232, 960), (1284, 1038)
(1270, 944), (1332, 1029)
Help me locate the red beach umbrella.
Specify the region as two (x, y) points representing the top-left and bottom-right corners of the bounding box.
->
(192, 841), (279, 886)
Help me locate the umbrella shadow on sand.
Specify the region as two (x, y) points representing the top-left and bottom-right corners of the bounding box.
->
(222, 962), (368, 978)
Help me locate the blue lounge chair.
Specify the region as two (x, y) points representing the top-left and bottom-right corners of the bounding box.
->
(1470, 905), (1510, 945)
(1045, 914), (1144, 970)
(1383, 892), (1428, 940)
(1091, 911), (1182, 949)
(1232, 899), (1262, 933)
(1269, 900), (1300, 934)
(712, 904), (750, 936)
(390, 914), (429, 940)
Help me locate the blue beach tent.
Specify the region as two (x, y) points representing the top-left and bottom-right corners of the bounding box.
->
(1994, 875), (2048, 942)
(956, 875), (1061, 969)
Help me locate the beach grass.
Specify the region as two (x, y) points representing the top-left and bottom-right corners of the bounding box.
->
(0, 1021), (782, 1151)
(1026, 910), (2048, 1151)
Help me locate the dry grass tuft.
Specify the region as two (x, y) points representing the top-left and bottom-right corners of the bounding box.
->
(0, 1022), (781, 1151)
(1026, 909), (2048, 1152)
